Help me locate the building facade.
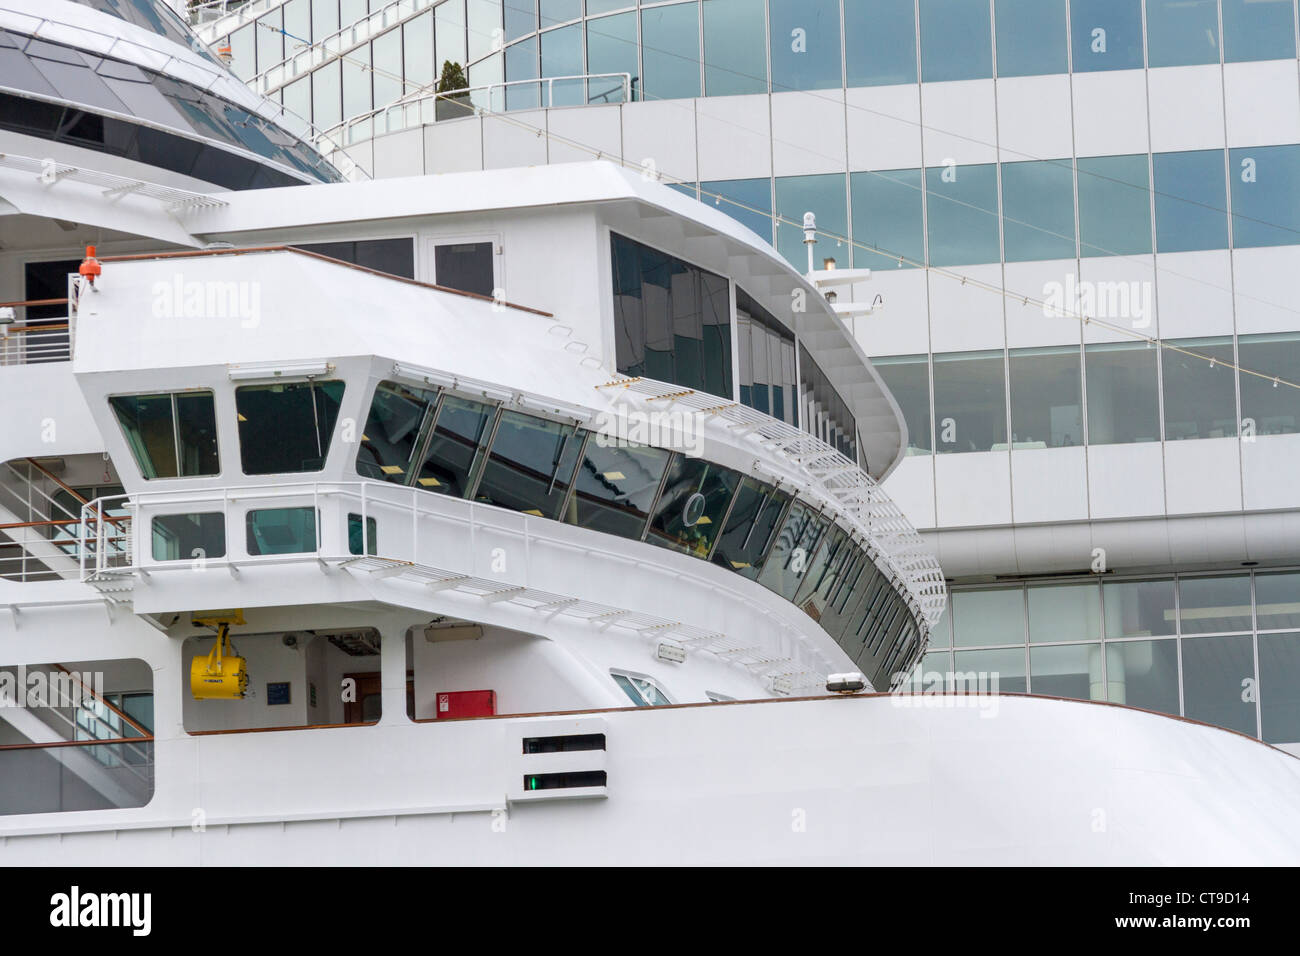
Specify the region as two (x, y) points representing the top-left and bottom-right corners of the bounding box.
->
(198, 0), (1300, 749)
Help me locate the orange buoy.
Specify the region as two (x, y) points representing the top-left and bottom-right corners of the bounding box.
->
(79, 245), (101, 285)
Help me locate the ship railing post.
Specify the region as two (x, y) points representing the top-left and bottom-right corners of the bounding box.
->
(314, 482), (321, 559)
(411, 483), (417, 562)
(360, 482), (369, 557)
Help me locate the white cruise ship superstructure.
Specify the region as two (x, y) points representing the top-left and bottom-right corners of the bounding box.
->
(0, 0), (1298, 866)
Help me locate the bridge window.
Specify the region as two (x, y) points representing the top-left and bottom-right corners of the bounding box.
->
(646, 455), (741, 558)
(759, 500), (830, 601)
(611, 671), (673, 706)
(474, 411), (584, 518)
(568, 440), (671, 539)
(737, 289), (797, 425)
(109, 391), (219, 479)
(348, 513), (378, 555)
(246, 507), (319, 555)
(357, 381), (439, 483)
(434, 241), (495, 297)
(152, 512), (226, 561)
(290, 239), (415, 279)
(236, 380), (345, 475)
(416, 395), (497, 496)
(711, 478), (790, 580)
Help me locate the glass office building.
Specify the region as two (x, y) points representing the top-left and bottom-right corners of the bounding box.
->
(200, 0), (1300, 748)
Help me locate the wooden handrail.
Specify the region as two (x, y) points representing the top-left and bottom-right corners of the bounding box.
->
(0, 735), (152, 752)
(189, 720), (371, 736)
(0, 298), (68, 309)
(24, 458), (88, 507)
(1, 323), (69, 334)
(52, 664), (151, 738)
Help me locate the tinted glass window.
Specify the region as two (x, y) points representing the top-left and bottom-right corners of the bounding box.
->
(758, 501), (829, 601)
(236, 381), (344, 474)
(1146, 0), (1220, 68)
(1078, 154), (1151, 256)
(506, 0), (536, 40)
(1009, 346), (1083, 448)
(737, 296), (797, 423)
(586, 12), (637, 102)
(1162, 337), (1237, 440)
(933, 350), (1007, 453)
(357, 381), (438, 483)
(1228, 145), (1300, 248)
(871, 355), (932, 454)
(404, 11), (435, 89)
(701, 178), (774, 243)
(436, 0), (469, 67)
(505, 36), (539, 109)
(703, 0), (767, 96)
(1028, 582), (1102, 643)
(774, 173), (848, 272)
(1182, 635), (1257, 736)
(293, 238), (416, 279)
(1260, 632), (1300, 743)
(1105, 639), (1180, 715)
(540, 0), (581, 26)
(646, 455), (741, 557)
(925, 163), (1000, 266)
(416, 396), (497, 495)
(246, 507), (318, 556)
(1221, 0), (1297, 62)
(1238, 333), (1300, 435)
(994, 0), (1068, 77)
(769, 0), (842, 91)
(348, 512), (378, 556)
(475, 412), (584, 518)
(919, 0), (994, 83)
(1030, 643), (1101, 699)
(1153, 149), (1229, 253)
(435, 241), (495, 296)
(1179, 574), (1253, 634)
(952, 588), (1024, 646)
(1104, 578), (1176, 637)
(567, 440), (671, 539)
(844, 0), (917, 87)
(152, 512), (226, 561)
(952, 647), (1027, 693)
(1001, 159), (1076, 261)
(851, 168), (924, 270)
(540, 22), (584, 105)
(1084, 342), (1159, 444)
(641, 3), (700, 100)
(1069, 0), (1144, 72)
(1256, 572), (1300, 630)
(109, 391), (219, 479)
(711, 478), (790, 579)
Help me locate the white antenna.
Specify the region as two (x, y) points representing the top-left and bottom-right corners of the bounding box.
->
(802, 211), (817, 277)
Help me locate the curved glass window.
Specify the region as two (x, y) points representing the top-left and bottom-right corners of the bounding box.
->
(710, 478), (790, 579)
(769, 0), (842, 92)
(540, 22), (584, 105)
(75, 0), (220, 64)
(567, 440), (671, 538)
(1069, 0), (1144, 72)
(640, 3), (700, 101)
(994, 0), (1068, 78)
(507, 0), (538, 41)
(1222, 0), (1298, 63)
(541, 0), (581, 28)
(703, 0), (767, 97)
(109, 391), (219, 480)
(357, 381), (439, 483)
(919, 0), (994, 83)
(646, 455), (740, 558)
(1162, 337), (1237, 441)
(758, 500), (829, 601)
(416, 395), (497, 495)
(474, 411), (584, 518)
(586, 11), (638, 102)
(236, 380), (345, 475)
(844, 0), (917, 87)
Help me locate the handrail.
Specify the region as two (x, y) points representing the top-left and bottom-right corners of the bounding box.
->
(52, 664), (151, 739)
(0, 735), (152, 751)
(0, 298), (68, 309)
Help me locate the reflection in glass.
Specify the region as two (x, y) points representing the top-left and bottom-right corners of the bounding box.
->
(1255, 572), (1300, 631)
(871, 355), (931, 454)
(1260, 632), (1300, 743)
(641, 2), (700, 100)
(404, 12), (435, 90)
(1145, 0), (1220, 68)
(152, 512), (226, 561)
(758, 501), (829, 601)
(1161, 337), (1237, 440)
(1238, 332), (1300, 435)
(925, 163), (1000, 266)
(435, 0), (468, 69)
(1001, 160), (1076, 261)
(1078, 154), (1151, 256)
(1030, 643), (1102, 699)
(774, 173), (848, 274)
(919, 0), (993, 82)
(567, 441), (671, 539)
(1009, 346), (1083, 448)
(737, 291), (796, 423)
(1179, 575), (1252, 634)
(1069, 0), (1144, 71)
(995, 0), (1068, 77)
(933, 351), (1007, 453)
(1228, 145), (1300, 248)
(1182, 634), (1257, 736)
(504, 36), (539, 109)
(711, 479), (790, 579)
(1103, 578), (1176, 637)
(769, 0), (842, 91)
(1028, 582), (1101, 643)
(1153, 149), (1229, 253)
(475, 412), (584, 519)
(246, 507), (318, 555)
(646, 456), (740, 557)
(701, 178), (773, 243)
(1105, 639), (1179, 714)
(850, 169), (924, 270)
(540, 22), (583, 106)
(416, 396), (496, 496)
(1221, 0), (1297, 63)
(703, 0), (767, 96)
(952, 588), (1024, 646)
(468, 0), (503, 63)
(357, 382), (436, 483)
(953, 647), (1027, 693)
(844, 0), (917, 86)
(506, 0), (536, 40)
(236, 381), (345, 475)
(793, 523), (851, 612)
(109, 392), (220, 479)
(348, 513), (378, 556)
(586, 11), (638, 101)
(312, 59), (342, 130)
(1084, 342), (1159, 444)
(372, 28), (403, 106)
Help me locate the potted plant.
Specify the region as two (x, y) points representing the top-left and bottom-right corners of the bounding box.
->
(435, 60), (473, 121)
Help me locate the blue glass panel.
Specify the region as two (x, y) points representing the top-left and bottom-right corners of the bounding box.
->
(1229, 144), (1300, 248)
(1146, 0), (1220, 68)
(586, 12), (637, 102)
(925, 163), (1000, 266)
(702, 178), (774, 243)
(774, 173), (849, 271)
(540, 22), (583, 105)
(844, 0), (917, 87)
(642, 2), (701, 100)
(769, 0), (843, 92)
(540, 0), (581, 27)
(703, 0), (767, 96)
(504, 35), (539, 109)
(994, 0), (1068, 77)
(850, 169), (924, 269)
(1001, 159), (1076, 261)
(1069, 0), (1144, 72)
(1222, 0), (1297, 62)
(504, 0), (535, 42)
(919, 0), (993, 83)
(1077, 154), (1151, 257)
(1153, 149), (1228, 253)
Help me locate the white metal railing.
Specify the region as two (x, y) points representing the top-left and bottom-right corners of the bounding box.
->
(79, 481), (832, 692)
(190, 0), (277, 33)
(0, 319), (70, 366)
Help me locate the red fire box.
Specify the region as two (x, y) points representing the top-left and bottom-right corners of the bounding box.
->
(435, 689), (496, 719)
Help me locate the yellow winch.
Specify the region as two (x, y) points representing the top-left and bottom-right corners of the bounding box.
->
(190, 610), (249, 700)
